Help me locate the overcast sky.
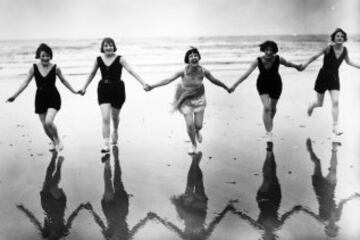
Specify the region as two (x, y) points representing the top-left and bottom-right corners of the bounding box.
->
(0, 0), (359, 39)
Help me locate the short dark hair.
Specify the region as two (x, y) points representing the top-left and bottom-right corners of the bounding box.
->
(184, 47), (201, 64)
(259, 40), (278, 54)
(100, 37), (117, 53)
(35, 43), (53, 59)
(331, 28), (347, 42)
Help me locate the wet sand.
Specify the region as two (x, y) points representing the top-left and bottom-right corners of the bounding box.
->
(1, 68), (360, 240)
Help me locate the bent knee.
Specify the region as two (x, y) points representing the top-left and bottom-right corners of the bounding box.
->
(263, 106), (272, 113)
(332, 100), (339, 107)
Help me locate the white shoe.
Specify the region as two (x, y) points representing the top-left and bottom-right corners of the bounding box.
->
(332, 124), (343, 136)
(101, 145), (110, 153)
(56, 141), (64, 152)
(188, 145), (198, 155)
(265, 132), (273, 143)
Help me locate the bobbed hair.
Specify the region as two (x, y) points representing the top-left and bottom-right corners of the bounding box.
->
(35, 43), (53, 59)
(100, 37), (117, 53)
(184, 47), (201, 64)
(259, 40), (278, 54)
(331, 28), (347, 42)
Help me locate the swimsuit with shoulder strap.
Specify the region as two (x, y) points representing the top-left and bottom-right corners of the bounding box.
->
(96, 55), (126, 109)
(314, 46), (347, 94)
(33, 64), (61, 114)
(256, 55), (283, 99)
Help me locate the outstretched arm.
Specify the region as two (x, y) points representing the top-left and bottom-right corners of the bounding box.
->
(229, 59), (257, 92)
(345, 51), (360, 69)
(56, 67), (78, 94)
(121, 57), (150, 91)
(6, 67), (34, 102)
(65, 203), (88, 230)
(279, 56), (301, 70)
(83, 202), (107, 231)
(301, 46), (328, 70)
(79, 59), (98, 95)
(16, 204), (43, 233)
(204, 68), (230, 92)
(149, 70), (183, 90)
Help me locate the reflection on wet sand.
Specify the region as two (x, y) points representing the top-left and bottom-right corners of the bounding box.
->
(16, 152), (87, 239)
(226, 142), (300, 240)
(143, 152), (239, 239)
(171, 151), (208, 239)
(85, 146), (130, 240)
(295, 138), (360, 238)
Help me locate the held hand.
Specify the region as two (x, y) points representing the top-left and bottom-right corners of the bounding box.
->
(143, 83), (151, 92)
(6, 96), (15, 102)
(77, 88), (86, 96)
(297, 64), (305, 71)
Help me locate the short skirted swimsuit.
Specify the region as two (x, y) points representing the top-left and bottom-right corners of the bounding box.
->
(97, 55), (126, 109)
(314, 46), (347, 94)
(173, 67), (206, 115)
(33, 64), (61, 114)
(256, 55), (282, 100)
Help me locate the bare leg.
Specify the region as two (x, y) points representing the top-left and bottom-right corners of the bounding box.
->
(308, 92), (325, 116)
(183, 113), (197, 153)
(44, 108), (62, 151)
(194, 110), (205, 143)
(39, 113), (55, 148)
(100, 104), (111, 152)
(111, 107), (121, 144)
(269, 98), (279, 120)
(259, 94), (272, 133)
(329, 90), (342, 135)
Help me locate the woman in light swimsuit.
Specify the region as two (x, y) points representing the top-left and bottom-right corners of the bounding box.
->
(149, 47), (230, 153)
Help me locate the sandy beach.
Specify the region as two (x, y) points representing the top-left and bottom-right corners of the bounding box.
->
(0, 59), (360, 240)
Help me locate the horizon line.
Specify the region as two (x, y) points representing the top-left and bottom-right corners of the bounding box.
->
(1, 33), (360, 41)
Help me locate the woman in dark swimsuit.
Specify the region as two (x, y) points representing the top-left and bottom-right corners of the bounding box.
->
(79, 38), (150, 153)
(7, 43), (78, 151)
(301, 28), (360, 135)
(229, 41), (301, 141)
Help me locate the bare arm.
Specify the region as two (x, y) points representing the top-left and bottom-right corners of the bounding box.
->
(230, 59), (257, 92)
(150, 70), (183, 89)
(204, 68), (229, 92)
(16, 204), (43, 232)
(345, 51), (360, 69)
(120, 57), (150, 90)
(65, 203), (87, 230)
(279, 56), (301, 70)
(301, 46), (328, 70)
(56, 67), (77, 94)
(80, 59), (98, 95)
(6, 66), (34, 102)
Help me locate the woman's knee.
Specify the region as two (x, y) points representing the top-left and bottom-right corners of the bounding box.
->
(102, 116), (111, 125)
(112, 115), (119, 123)
(186, 123), (195, 132)
(195, 122), (203, 131)
(263, 105), (272, 114)
(44, 119), (54, 128)
(332, 100), (339, 108)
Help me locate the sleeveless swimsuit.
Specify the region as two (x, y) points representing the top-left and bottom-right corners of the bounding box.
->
(314, 46), (347, 94)
(97, 55), (126, 109)
(256, 55), (282, 99)
(174, 66), (206, 115)
(33, 64), (61, 114)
